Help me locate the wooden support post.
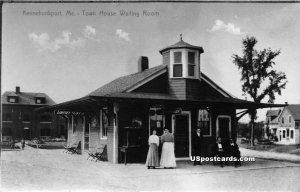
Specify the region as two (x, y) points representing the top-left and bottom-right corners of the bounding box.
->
(113, 103), (119, 164)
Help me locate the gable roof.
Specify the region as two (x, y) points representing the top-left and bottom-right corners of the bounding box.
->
(88, 65), (167, 97)
(286, 104), (300, 121)
(266, 109), (281, 117)
(87, 63), (235, 100)
(2, 91), (56, 106)
(159, 39), (204, 54)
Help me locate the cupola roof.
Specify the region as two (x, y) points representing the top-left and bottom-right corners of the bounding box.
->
(159, 35), (204, 54)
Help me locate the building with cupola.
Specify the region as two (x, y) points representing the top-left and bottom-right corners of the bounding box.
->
(39, 37), (285, 164)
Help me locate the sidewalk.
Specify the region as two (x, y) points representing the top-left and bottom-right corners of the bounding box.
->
(240, 147), (300, 163)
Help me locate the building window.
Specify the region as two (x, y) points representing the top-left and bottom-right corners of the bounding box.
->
(73, 116), (78, 134)
(40, 114), (52, 122)
(35, 97), (45, 104)
(188, 52), (195, 64)
(281, 117), (284, 124)
(41, 126), (51, 136)
(173, 64), (182, 77)
(291, 130), (294, 139)
(188, 64), (195, 76)
(174, 52), (182, 63)
(149, 107), (165, 135)
(283, 130), (286, 138)
(8, 97), (17, 103)
(101, 108), (108, 138)
(198, 108), (211, 136)
(23, 114), (30, 122)
(188, 52), (195, 77)
(173, 52), (182, 77)
(2, 127), (12, 136)
(3, 113), (12, 122)
(296, 121), (300, 128)
(288, 116), (292, 123)
(287, 129), (289, 137)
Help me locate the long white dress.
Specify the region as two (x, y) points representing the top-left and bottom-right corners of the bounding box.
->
(145, 135), (160, 167)
(160, 133), (176, 168)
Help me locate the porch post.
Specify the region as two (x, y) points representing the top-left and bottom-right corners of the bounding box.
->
(67, 116), (70, 144)
(82, 116), (85, 153)
(113, 103), (119, 164)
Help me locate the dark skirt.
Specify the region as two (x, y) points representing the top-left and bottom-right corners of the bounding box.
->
(145, 143), (160, 167)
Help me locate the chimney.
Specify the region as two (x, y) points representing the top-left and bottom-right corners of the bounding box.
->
(16, 86), (20, 94)
(138, 56), (149, 72)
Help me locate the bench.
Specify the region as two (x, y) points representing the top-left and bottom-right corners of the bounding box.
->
(87, 145), (107, 162)
(64, 141), (81, 154)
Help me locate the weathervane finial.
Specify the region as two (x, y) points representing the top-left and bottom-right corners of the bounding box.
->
(180, 34), (182, 41)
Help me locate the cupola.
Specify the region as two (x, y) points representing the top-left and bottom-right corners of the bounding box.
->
(159, 35), (204, 80)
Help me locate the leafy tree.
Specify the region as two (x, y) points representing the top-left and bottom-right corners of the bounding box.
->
(232, 36), (287, 146)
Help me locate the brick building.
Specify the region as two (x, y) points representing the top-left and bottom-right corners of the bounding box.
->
(2, 86), (67, 143)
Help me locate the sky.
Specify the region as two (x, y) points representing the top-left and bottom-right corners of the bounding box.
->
(2, 2), (300, 122)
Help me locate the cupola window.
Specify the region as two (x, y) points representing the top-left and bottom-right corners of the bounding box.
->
(188, 52), (196, 77)
(173, 52), (182, 77)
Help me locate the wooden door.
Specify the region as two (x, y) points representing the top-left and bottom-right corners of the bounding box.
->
(173, 114), (189, 157)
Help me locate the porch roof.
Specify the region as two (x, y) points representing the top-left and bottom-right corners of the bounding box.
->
(37, 92), (286, 112)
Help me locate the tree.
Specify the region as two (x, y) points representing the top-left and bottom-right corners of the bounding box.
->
(232, 36), (287, 146)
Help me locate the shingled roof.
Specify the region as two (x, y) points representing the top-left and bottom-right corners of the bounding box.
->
(266, 109), (281, 117)
(287, 104), (300, 121)
(159, 39), (204, 54)
(2, 91), (56, 106)
(88, 64), (167, 97)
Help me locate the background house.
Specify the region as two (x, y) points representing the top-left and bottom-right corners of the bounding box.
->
(264, 109), (281, 139)
(276, 105), (300, 145)
(1, 86), (67, 144)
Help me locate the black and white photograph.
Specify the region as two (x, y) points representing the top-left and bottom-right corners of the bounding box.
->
(1, 1), (300, 191)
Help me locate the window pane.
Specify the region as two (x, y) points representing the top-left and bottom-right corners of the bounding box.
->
(198, 109), (210, 136)
(173, 64), (182, 77)
(3, 113), (12, 121)
(291, 130), (294, 139)
(188, 52), (195, 64)
(188, 65), (195, 76)
(23, 114), (30, 122)
(41, 114), (52, 122)
(8, 97), (16, 103)
(174, 52), (182, 63)
(102, 109), (108, 137)
(3, 127), (12, 136)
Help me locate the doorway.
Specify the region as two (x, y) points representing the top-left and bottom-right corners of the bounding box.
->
(23, 128), (30, 140)
(216, 115), (231, 141)
(172, 111), (191, 158)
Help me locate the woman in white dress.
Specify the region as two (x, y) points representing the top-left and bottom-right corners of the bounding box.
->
(145, 129), (160, 169)
(160, 128), (176, 168)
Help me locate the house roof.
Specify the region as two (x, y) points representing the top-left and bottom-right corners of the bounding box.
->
(266, 109), (281, 117)
(159, 39), (204, 54)
(38, 62), (286, 112)
(2, 91), (56, 106)
(88, 65), (167, 97)
(286, 104), (300, 121)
